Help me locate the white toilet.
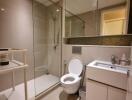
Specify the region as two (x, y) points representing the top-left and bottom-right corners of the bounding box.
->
(61, 59), (83, 94)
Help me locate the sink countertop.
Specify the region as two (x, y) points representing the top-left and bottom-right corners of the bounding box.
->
(87, 60), (130, 74)
(86, 60), (129, 90)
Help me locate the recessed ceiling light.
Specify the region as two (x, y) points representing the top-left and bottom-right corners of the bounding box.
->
(0, 8), (5, 12)
(56, 9), (60, 12)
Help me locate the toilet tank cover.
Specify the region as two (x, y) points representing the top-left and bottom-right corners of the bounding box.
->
(68, 59), (83, 76)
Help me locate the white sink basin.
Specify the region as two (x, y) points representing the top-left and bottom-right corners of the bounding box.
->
(87, 60), (129, 90)
(90, 60), (129, 74)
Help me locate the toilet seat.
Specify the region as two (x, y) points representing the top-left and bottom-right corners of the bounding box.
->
(60, 59), (83, 94)
(68, 59), (83, 76)
(61, 73), (80, 84)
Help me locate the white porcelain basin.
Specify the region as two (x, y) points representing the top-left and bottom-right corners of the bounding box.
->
(87, 60), (129, 90)
(92, 60), (129, 74)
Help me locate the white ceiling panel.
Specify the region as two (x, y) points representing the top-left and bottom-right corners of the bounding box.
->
(98, 0), (126, 8)
(35, 0), (126, 15)
(66, 0), (126, 15)
(36, 0), (59, 6)
(66, 0), (97, 15)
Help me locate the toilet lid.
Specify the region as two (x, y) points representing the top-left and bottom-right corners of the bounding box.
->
(68, 59), (83, 76)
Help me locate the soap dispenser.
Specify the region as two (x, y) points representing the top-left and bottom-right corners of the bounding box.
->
(119, 53), (129, 66)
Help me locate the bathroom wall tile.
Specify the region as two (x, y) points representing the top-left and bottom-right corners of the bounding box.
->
(46, 4), (62, 77)
(62, 44), (131, 87)
(63, 45), (131, 65)
(33, 1), (48, 70)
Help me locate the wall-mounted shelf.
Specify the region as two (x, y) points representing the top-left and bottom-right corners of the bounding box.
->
(64, 35), (132, 46)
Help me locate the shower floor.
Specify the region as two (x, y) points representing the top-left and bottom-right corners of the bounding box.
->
(0, 74), (59, 100)
(35, 74), (59, 95)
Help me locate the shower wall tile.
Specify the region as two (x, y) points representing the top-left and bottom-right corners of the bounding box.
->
(46, 4), (62, 77)
(33, 1), (48, 68)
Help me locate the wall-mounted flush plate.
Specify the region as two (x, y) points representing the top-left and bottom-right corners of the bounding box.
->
(72, 46), (82, 54)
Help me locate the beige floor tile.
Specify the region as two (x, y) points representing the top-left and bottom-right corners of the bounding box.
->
(40, 87), (79, 100)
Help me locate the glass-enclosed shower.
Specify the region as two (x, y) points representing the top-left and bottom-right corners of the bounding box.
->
(33, 0), (62, 96)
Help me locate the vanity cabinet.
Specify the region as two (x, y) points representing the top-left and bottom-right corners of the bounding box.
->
(86, 80), (126, 100)
(86, 80), (107, 100)
(108, 86), (126, 100)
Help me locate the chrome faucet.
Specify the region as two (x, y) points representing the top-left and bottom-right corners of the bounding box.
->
(111, 55), (131, 66)
(111, 55), (117, 64)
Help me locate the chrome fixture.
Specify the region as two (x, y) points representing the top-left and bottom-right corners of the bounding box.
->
(111, 55), (117, 64)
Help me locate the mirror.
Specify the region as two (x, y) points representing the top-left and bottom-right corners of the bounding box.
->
(65, 0), (131, 38)
(99, 1), (127, 36)
(65, 11), (85, 37)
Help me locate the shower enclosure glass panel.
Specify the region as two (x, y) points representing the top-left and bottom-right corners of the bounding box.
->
(33, 0), (62, 96)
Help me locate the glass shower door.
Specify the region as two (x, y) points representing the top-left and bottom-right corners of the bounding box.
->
(33, 0), (62, 96)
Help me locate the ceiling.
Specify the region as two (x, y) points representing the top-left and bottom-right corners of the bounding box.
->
(65, 0), (126, 15)
(35, 0), (126, 15)
(36, 0), (59, 6)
